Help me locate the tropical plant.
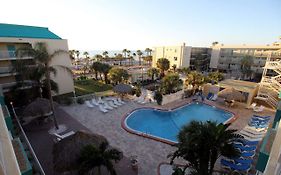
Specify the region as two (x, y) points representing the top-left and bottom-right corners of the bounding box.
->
(75, 50), (80, 59)
(145, 48), (152, 56)
(161, 73), (182, 94)
(91, 62), (103, 80)
(172, 64), (177, 72)
(78, 141), (122, 175)
(154, 90), (163, 105)
(94, 54), (103, 62)
(83, 51), (89, 59)
(100, 63), (111, 83)
(177, 67), (190, 75)
(147, 68), (159, 81)
(69, 49), (76, 60)
(143, 56), (153, 65)
(126, 50), (131, 65)
(102, 51), (108, 58)
(156, 58), (170, 77)
(240, 55), (253, 79)
(16, 42), (71, 129)
(207, 71), (224, 84)
(108, 67), (129, 85)
(185, 71), (206, 86)
(169, 121), (242, 175)
(136, 50), (143, 65)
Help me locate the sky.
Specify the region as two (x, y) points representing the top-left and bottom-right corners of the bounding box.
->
(0, 0), (280, 50)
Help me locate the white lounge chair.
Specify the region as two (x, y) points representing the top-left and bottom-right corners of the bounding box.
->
(98, 104), (108, 113)
(241, 134), (263, 141)
(254, 105), (265, 112)
(244, 125), (267, 132)
(53, 131), (75, 142)
(108, 101), (118, 108)
(104, 102), (113, 110)
(91, 99), (99, 106)
(113, 99), (122, 106)
(97, 97), (105, 104)
(117, 98), (125, 104)
(211, 94), (218, 101)
(85, 101), (94, 108)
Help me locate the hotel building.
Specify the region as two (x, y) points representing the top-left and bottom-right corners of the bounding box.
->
(0, 23), (74, 96)
(152, 43), (211, 71)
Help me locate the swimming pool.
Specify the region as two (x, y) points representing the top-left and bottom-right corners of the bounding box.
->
(124, 103), (234, 143)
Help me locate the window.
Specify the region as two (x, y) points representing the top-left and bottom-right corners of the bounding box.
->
(174, 57), (177, 61)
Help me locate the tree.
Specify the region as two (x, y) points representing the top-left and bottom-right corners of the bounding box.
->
(185, 71), (206, 86)
(108, 67), (129, 84)
(91, 62), (103, 80)
(212, 41), (219, 46)
(126, 50), (131, 65)
(102, 51), (108, 58)
(69, 50), (76, 60)
(169, 121), (242, 175)
(83, 51), (89, 59)
(147, 68), (159, 81)
(154, 90), (163, 105)
(207, 71), (224, 84)
(161, 73), (182, 94)
(75, 50), (80, 60)
(145, 48), (152, 56)
(177, 67), (190, 75)
(100, 63), (111, 83)
(172, 64), (177, 72)
(136, 50), (143, 65)
(240, 55), (253, 79)
(143, 56), (153, 65)
(156, 58), (170, 77)
(16, 42), (71, 129)
(78, 141), (122, 175)
(94, 54), (103, 62)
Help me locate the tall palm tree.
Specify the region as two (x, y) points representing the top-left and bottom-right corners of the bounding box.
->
(91, 62), (103, 80)
(169, 121), (242, 175)
(102, 51), (108, 58)
(100, 63), (112, 83)
(136, 50), (143, 65)
(132, 52), (136, 66)
(83, 51), (89, 59)
(122, 49), (127, 59)
(147, 68), (159, 81)
(16, 42), (71, 129)
(75, 50), (80, 60)
(145, 48), (152, 56)
(94, 54), (103, 62)
(126, 50), (131, 65)
(156, 58), (170, 77)
(78, 141), (122, 175)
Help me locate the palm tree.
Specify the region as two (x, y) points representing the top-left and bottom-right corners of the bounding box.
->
(156, 58), (170, 77)
(75, 50), (80, 60)
(240, 55), (253, 79)
(185, 71), (206, 86)
(147, 68), (159, 81)
(207, 71), (224, 84)
(16, 42), (71, 129)
(94, 54), (103, 62)
(145, 48), (152, 56)
(102, 51), (108, 58)
(108, 67), (129, 85)
(161, 73), (182, 94)
(132, 52), (136, 65)
(126, 50), (131, 65)
(83, 51), (89, 59)
(69, 50), (76, 60)
(100, 63), (112, 83)
(91, 62), (103, 80)
(136, 50), (143, 65)
(169, 121), (242, 175)
(78, 141), (122, 175)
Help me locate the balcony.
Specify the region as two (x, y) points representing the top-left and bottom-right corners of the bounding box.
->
(0, 51), (33, 60)
(0, 67), (15, 77)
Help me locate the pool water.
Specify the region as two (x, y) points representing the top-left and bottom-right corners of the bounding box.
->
(125, 103), (233, 143)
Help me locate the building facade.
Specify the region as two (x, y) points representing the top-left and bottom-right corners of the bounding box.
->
(210, 42), (281, 77)
(152, 43), (211, 71)
(0, 23), (74, 95)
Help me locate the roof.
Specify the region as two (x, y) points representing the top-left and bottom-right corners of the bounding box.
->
(0, 23), (62, 39)
(218, 79), (259, 93)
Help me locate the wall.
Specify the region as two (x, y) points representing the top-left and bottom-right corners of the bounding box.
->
(162, 90), (184, 105)
(0, 37), (74, 95)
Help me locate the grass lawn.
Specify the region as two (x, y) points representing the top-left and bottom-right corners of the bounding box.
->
(74, 79), (113, 96)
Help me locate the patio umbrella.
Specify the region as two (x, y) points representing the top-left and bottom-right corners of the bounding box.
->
(113, 83), (133, 94)
(53, 130), (108, 174)
(218, 87), (245, 101)
(23, 98), (56, 117)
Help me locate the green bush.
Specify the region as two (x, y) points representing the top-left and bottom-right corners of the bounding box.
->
(135, 87), (141, 97)
(77, 98), (84, 104)
(154, 91), (163, 105)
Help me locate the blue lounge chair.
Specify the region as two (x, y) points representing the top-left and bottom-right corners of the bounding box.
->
(241, 151), (255, 158)
(207, 92), (213, 100)
(235, 139), (259, 146)
(248, 122), (268, 128)
(234, 158), (253, 165)
(251, 118), (270, 123)
(234, 144), (257, 152)
(221, 159), (251, 172)
(253, 115), (270, 119)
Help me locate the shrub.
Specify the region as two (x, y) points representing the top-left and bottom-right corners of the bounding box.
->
(135, 87), (141, 97)
(154, 91), (163, 105)
(77, 98), (84, 104)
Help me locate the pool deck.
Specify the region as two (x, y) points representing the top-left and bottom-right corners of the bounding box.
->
(62, 97), (275, 175)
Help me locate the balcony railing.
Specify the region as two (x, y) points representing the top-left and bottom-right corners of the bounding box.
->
(0, 51), (33, 60)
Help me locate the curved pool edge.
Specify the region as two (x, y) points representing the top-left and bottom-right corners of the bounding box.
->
(121, 102), (238, 145)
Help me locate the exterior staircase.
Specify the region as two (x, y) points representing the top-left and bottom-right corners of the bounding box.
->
(256, 50), (281, 108)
